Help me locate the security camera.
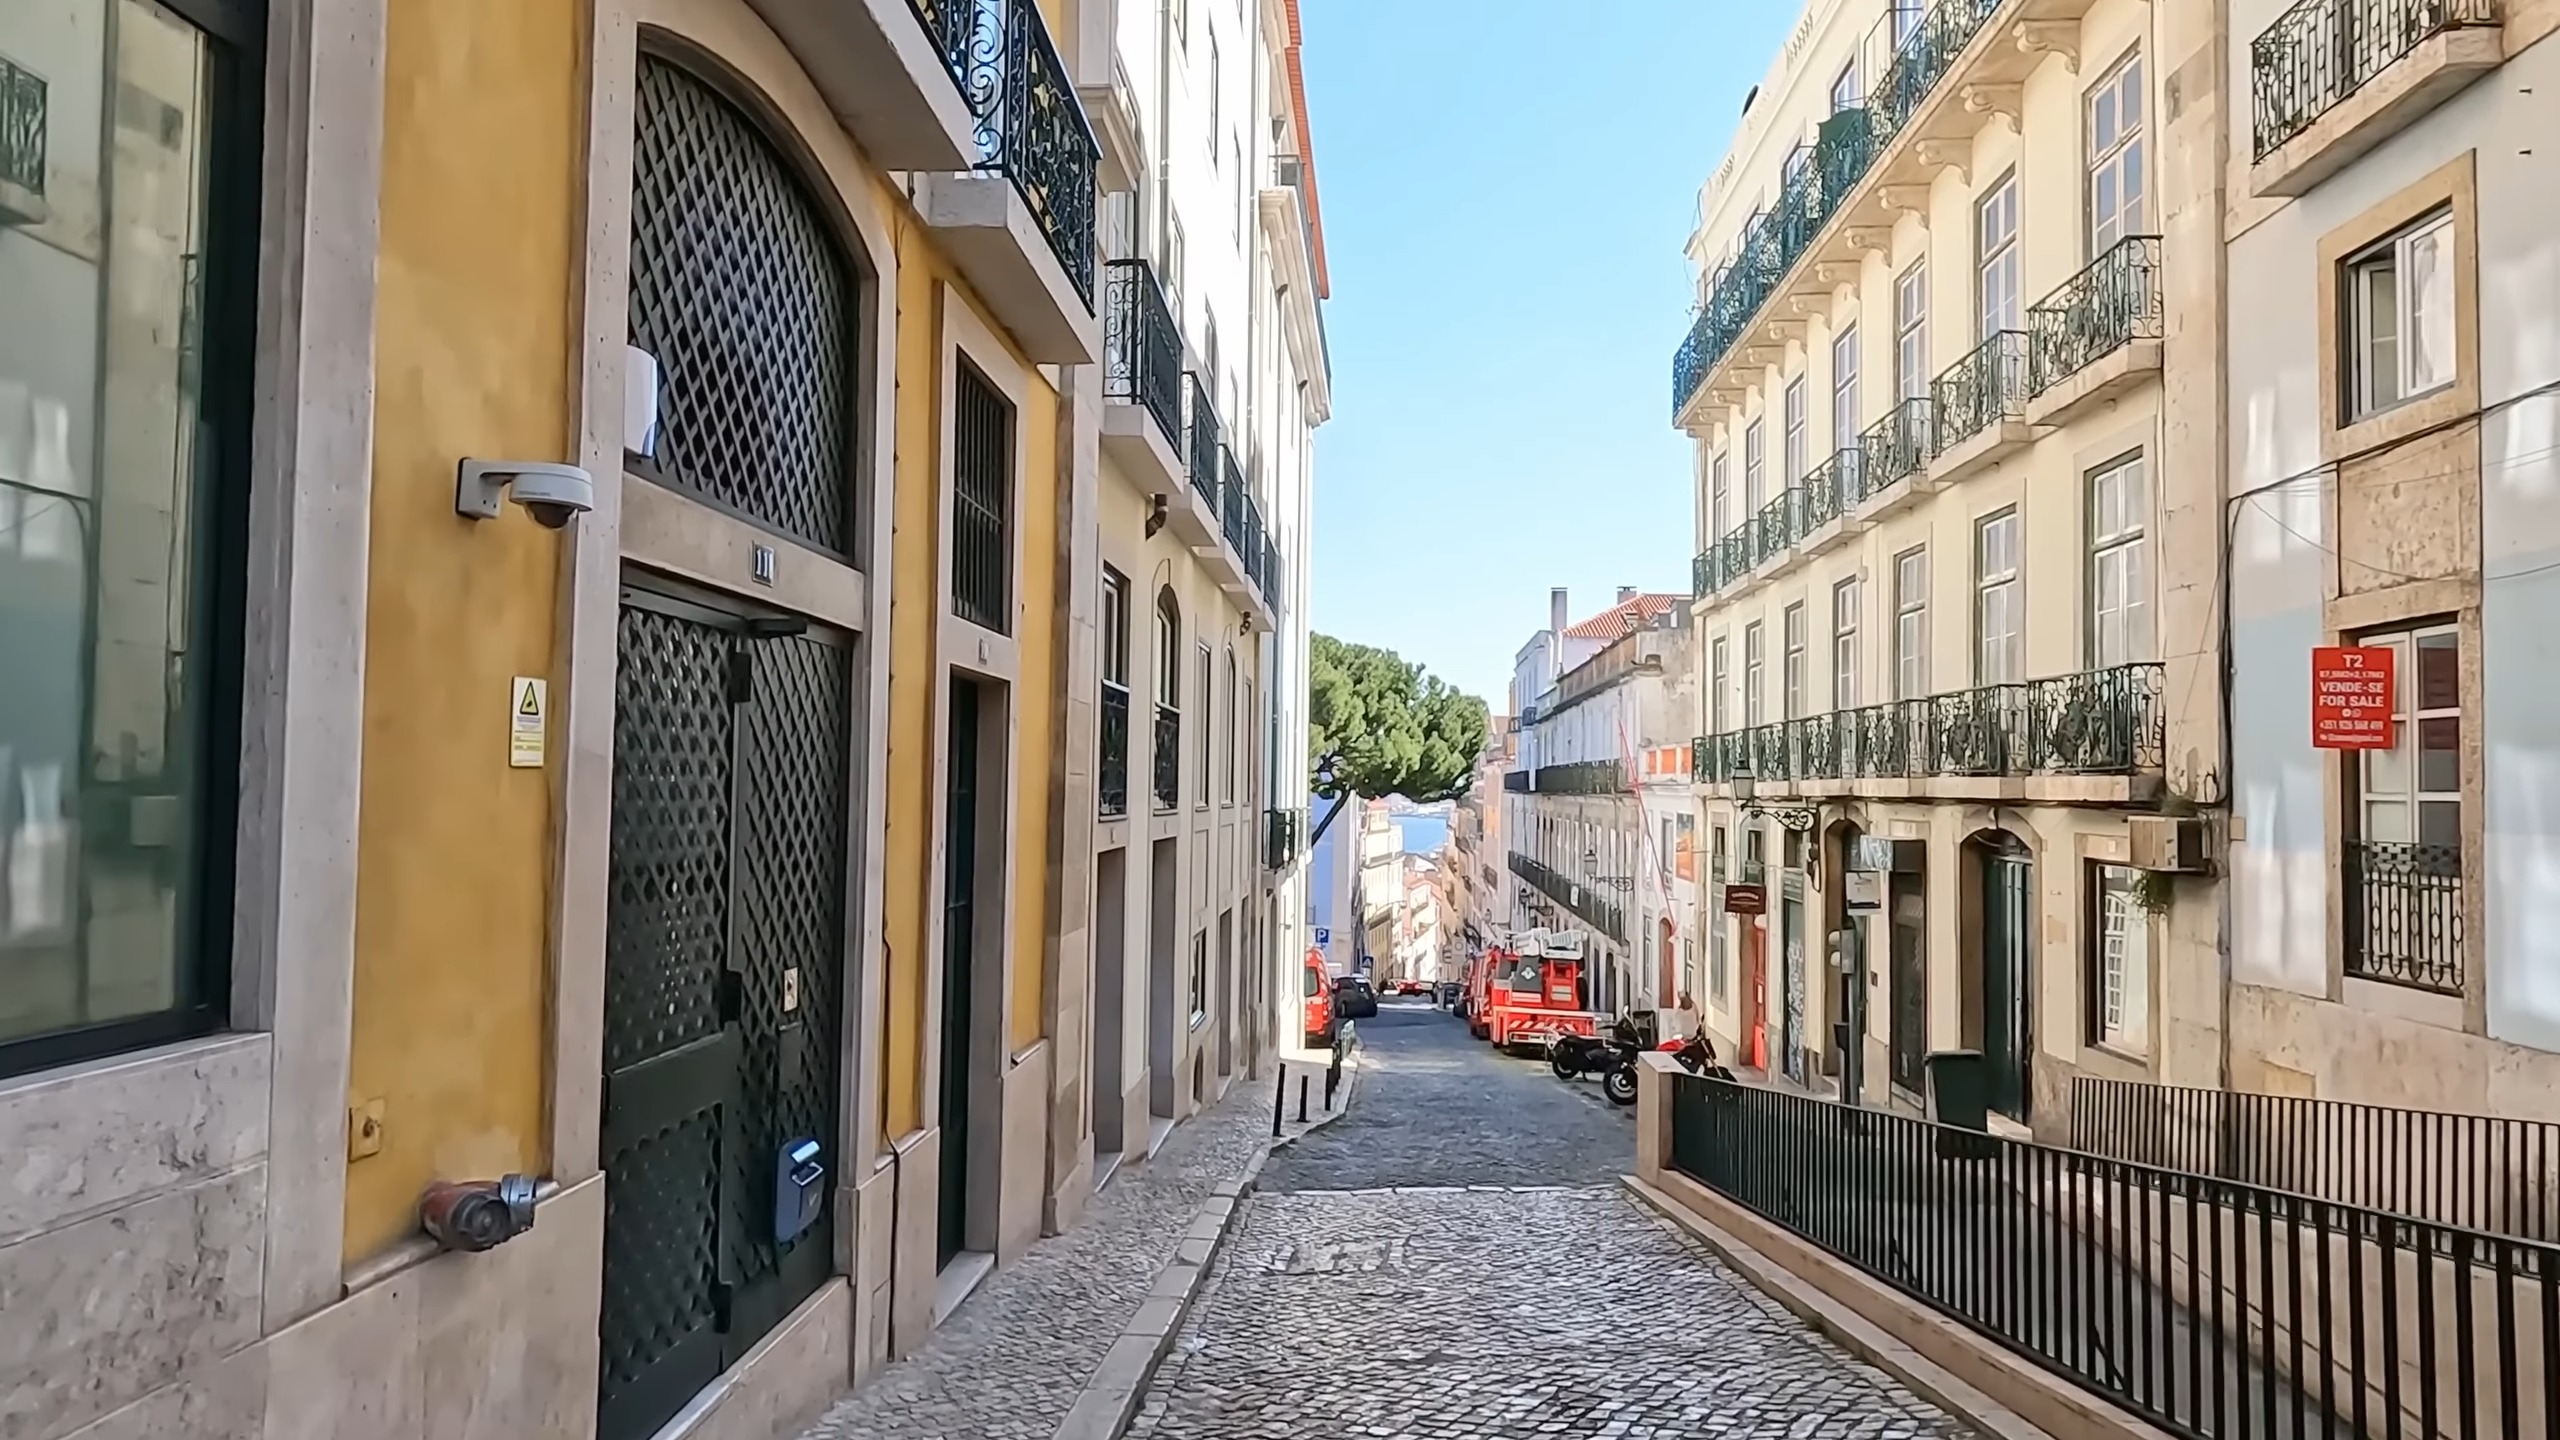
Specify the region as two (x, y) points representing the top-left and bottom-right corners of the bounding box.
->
(457, 459), (596, 530)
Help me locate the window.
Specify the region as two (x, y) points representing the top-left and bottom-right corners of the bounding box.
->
(2356, 624), (2461, 848)
(1202, 314), (1220, 406)
(1783, 603), (1808, 719)
(1743, 623), (1766, 726)
(1190, 932), (1208, 1022)
(1710, 452), (1731, 540)
(951, 364), (1012, 632)
(2087, 54), (2147, 254)
(2087, 454), (2152, 667)
(1891, 0), (1923, 43)
(1223, 648), (1238, 804)
(1974, 510), (2022, 684)
(1895, 548), (1929, 699)
(1978, 175), (2021, 338)
(1783, 377), (1808, 486)
(2345, 211), (2455, 419)
(2088, 864), (2151, 1051)
(1710, 636), (1731, 733)
(1832, 578), (1861, 709)
(1195, 640), (1213, 808)
(0, 0), (251, 1076)
(1895, 264), (1929, 403)
(1832, 60), (1861, 114)
(1155, 593), (1182, 810)
(1743, 419), (1766, 513)
(1831, 327), (1860, 456)
(1101, 569), (1132, 817)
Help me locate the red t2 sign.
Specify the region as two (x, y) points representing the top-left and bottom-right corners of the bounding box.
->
(2312, 646), (2395, 750)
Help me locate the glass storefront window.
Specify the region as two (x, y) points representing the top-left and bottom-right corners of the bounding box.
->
(0, 0), (247, 1072)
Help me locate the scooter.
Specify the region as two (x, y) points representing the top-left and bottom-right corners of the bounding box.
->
(1665, 1029), (1739, 1083)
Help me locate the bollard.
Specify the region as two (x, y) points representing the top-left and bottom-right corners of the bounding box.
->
(1296, 1075), (1309, 1124)
(1324, 1067), (1338, 1111)
(1271, 1064), (1285, 1138)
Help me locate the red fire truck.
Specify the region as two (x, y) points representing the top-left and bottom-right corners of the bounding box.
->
(1480, 929), (1598, 1055)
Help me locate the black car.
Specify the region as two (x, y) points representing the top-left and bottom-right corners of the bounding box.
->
(1330, 975), (1379, 1019)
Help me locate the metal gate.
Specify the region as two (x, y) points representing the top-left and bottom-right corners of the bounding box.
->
(597, 585), (850, 1440)
(1888, 878), (1926, 1096)
(1779, 875), (1807, 1085)
(1980, 842), (2033, 1121)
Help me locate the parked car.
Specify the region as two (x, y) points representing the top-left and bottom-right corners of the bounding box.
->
(1330, 974), (1380, 1020)
(1302, 950), (1334, 1047)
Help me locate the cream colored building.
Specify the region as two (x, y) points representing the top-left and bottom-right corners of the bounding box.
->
(2225, 0), (2560, 1116)
(1674, 0), (2226, 1124)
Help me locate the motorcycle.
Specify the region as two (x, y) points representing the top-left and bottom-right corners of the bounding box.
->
(1664, 1029), (1739, 1083)
(1550, 1013), (1657, 1106)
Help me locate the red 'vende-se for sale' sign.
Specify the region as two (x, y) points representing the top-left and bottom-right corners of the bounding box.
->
(2311, 646), (2395, 749)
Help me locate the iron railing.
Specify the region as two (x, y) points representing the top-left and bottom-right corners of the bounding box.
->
(1932, 330), (2029, 451)
(951, 369), (1011, 632)
(1218, 447), (1247, 554)
(1691, 662), (2165, 785)
(962, 0), (1097, 304)
(1151, 702), (1180, 811)
(1670, 1072), (2560, 1440)
(2344, 839), (2465, 994)
(1800, 447), (1868, 533)
(1694, 550), (1720, 599)
(1752, 489), (1800, 569)
(1668, 0), (2014, 419)
(2249, 0), (2500, 159)
(1098, 680), (1131, 818)
(1715, 522), (1757, 587)
(1265, 807), (1306, 870)
(2072, 1077), (2560, 1244)
(1103, 259), (1182, 444)
(1532, 760), (1629, 795)
(1501, 771), (1533, 794)
(2029, 236), (2163, 396)
(1508, 852), (1626, 943)
(0, 55), (43, 199)
(1183, 374), (1220, 508)
(1860, 397), (1936, 492)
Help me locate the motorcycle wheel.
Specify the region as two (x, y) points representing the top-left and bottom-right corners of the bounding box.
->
(1603, 1065), (1640, 1106)
(1549, 1052), (1579, 1081)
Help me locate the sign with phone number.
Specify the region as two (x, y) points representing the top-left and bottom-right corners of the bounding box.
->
(2312, 645), (2395, 750)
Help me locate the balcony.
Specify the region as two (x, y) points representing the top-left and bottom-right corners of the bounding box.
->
(912, 0), (1100, 363)
(1858, 397), (1936, 516)
(1928, 330), (2031, 484)
(2344, 840), (2465, 995)
(2250, 0), (2502, 197)
(1796, 447), (1870, 555)
(1694, 661), (2167, 804)
(1531, 761), (1629, 795)
(1152, 702), (1180, 812)
(1502, 771), (1533, 794)
(1160, 378), (1272, 621)
(1509, 852), (1626, 943)
(1693, 550), (1720, 601)
(1098, 681), (1131, 819)
(1100, 258), (1185, 492)
(744, 0), (983, 170)
(1265, 807), (1308, 870)
(0, 54), (44, 227)
(2025, 236), (2162, 428)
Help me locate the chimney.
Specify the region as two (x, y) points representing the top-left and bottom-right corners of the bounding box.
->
(1617, 586), (1637, 605)
(1549, 587), (1569, 636)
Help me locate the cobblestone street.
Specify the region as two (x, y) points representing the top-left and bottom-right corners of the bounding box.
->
(1129, 1003), (1975, 1440)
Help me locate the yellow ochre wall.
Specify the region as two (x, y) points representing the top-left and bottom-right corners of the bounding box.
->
(875, 188), (1060, 1138)
(341, 0), (581, 1260)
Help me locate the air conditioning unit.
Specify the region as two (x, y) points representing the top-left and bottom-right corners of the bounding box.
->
(2129, 815), (2211, 875)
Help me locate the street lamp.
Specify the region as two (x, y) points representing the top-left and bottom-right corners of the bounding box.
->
(1582, 847), (1635, 892)
(1730, 753), (1818, 832)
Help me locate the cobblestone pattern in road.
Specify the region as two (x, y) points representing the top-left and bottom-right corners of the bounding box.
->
(1130, 1003), (1975, 1440)
(795, 1063), (1326, 1440)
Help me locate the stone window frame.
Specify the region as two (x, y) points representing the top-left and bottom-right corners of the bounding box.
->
(2315, 152), (2480, 464)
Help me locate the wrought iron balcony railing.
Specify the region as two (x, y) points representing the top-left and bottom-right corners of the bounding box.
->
(1532, 761), (1629, 795)
(1509, 851), (1626, 943)
(1931, 330), (2028, 451)
(1752, 490), (1799, 569)
(1668, 0), (2015, 419)
(1219, 448), (1247, 554)
(1183, 374), (1220, 508)
(1098, 681), (1131, 818)
(1693, 550), (1719, 600)
(2344, 839), (2464, 994)
(1715, 523), (1756, 588)
(1502, 770), (1533, 794)
(1103, 259), (1182, 445)
(2249, 0), (2499, 160)
(1693, 662), (2166, 786)
(1859, 397), (1935, 491)
(1265, 806), (1306, 870)
(1152, 702), (1181, 811)
(1799, 447), (1868, 532)
(2028, 236), (2162, 396)
(0, 54), (43, 198)
(955, 0), (1097, 305)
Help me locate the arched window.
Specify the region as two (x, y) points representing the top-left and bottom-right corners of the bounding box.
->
(1152, 591), (1181, 810)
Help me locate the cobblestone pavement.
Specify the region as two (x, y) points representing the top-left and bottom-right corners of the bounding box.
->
(1128, 1005), (1976, 1440)
(794, 1058), (1340, 1440)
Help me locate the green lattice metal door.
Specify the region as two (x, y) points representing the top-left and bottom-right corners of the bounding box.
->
(598, 584), (850, 1440)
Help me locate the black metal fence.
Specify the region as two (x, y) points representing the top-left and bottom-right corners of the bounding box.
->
(2072, 1076), (2560, 1245)
(1934, 330), (2029, 451)
(1672, 1072), (2560, 1440)
(1692, 662), (2164, 784)
(1103, 259), (1182, 445)
(1184, 374), (1220, 508)
(2344, 839), (2466, 995)
(1219, 447), (1247, 554)
(1265, 807), (1305, 870)
(1151, 701), (1180, 811)
(0, 54), (43, 199)
(2249, 0), (2500, 160)
(1508, 851), (1625, 943)
(1098, 680), (1130, 818)
(1862, 396), (1935, 492)
(964, 0), (1096, 303)
(2029, 236), (2163, 396)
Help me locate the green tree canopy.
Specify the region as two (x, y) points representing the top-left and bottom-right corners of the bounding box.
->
(1308, 634), (1489, 820)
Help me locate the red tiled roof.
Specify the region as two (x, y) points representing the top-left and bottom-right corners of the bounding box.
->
(1562, 593), (1684, 643)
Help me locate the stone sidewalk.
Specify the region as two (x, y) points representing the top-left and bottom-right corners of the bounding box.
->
(793, 1055), (1352, 1440)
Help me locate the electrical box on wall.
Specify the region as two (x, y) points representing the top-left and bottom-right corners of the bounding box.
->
(2130, 816), (2212, 875)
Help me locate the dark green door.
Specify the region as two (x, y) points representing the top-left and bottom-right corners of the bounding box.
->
(1981, 843), (2033, 1121)
(1888, 878), (1926, 1096)
(939, 679), (981, 1268)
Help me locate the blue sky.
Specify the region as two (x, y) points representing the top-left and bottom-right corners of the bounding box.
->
(1298, 0), (1796, 710)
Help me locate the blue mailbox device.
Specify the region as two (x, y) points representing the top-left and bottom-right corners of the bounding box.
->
(775, 1138), (825, 1244)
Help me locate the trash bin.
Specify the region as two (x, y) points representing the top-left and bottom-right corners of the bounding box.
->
(1923, 1050), (1995, 1159)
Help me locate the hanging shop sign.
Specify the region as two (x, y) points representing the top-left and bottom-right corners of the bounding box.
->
(2311, 645), (2395, 750)
(1723, 882), (1766, 916)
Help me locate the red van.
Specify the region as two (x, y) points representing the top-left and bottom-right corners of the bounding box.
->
(1302, 949), (1334, 1047)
